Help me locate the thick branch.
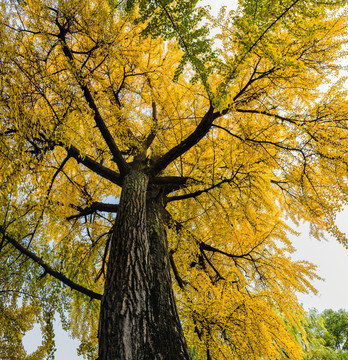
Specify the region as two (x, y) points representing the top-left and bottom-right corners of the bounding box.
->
(57, 25), (129, 175)
(200, 242), (254, 260)
(0, 128), (17, 136)
(67, 144), (121, 185)
(150, 105), (217, 175)
(79, 83), (129, 174)
(95, 236), (111, 282)
(149, 175), (200, 195)
(0, 227), (102, 300)
(67, 202), (119, 220)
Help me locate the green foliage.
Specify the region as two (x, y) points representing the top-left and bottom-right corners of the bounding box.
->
(303, 309), (348, 359)
(118, 0), (216, 87)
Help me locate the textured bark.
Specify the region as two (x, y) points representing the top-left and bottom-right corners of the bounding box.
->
(98, 170), (191, 360)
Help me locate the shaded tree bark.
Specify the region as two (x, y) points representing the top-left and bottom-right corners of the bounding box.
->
(98, 169), (191, 360)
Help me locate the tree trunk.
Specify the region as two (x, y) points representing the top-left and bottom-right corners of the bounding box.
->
(98, 170), (191, 360)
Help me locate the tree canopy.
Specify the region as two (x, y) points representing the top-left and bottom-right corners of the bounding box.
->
(303, 309), (348, 359)
(1, 0), (348, 359)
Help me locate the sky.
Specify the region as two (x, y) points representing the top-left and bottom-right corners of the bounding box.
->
(22, 0), (348, 358)
(291, 208), (348, 312)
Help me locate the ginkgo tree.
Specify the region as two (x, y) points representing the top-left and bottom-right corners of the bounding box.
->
(1, 0), (348, 359)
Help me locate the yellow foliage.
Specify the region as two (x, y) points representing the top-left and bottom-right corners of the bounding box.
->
(0, 0), (348, 358)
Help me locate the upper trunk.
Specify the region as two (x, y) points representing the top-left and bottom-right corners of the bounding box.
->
(98, 170), (191, 360)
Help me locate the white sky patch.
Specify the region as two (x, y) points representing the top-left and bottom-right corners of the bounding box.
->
(23, 317), (83, 359)
(200, 0), (238, 15)
(291, 207), (348, 312)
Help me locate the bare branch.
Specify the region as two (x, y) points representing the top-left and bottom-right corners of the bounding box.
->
(66, 144), (121, 185)
(0, 227), (102, 300)
(150, 105), (217, 175)
(200, 246), (225, 282)
(169, 250), (185, 289)
(95, 236), (111, 282)
(67, 202), (119, 220)
(57, 24), (129, 175)
(212, 124), (305, 153)
(166, 167), (242, 202)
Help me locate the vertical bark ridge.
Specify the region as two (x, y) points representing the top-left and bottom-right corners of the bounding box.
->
(98, 170), (191, 360)
(147, 198), (191, 359)
(99, 170), (150, 359)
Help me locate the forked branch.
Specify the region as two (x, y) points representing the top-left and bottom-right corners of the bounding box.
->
(67, 145), (121, 185)
(166, 166), (242, 202)
(57, 21), (129, 175)
(150, 105), (218, 175)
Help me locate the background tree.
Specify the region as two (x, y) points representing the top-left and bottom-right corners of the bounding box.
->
(322, 309), (348, 351)
(302, 309), (348, 360)
(1, 0), (348, 359)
